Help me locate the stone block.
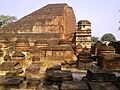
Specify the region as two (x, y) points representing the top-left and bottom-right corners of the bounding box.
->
(0, 61), (19, 71)
(0, 76), (24, 88)
(46, 65), (61, 72)
(45, 70), (73, 82)
(89, 82), (118, 90)
(25, 64), (40, 75)
(86, 69), (116, 82)
(5, 71), (17, 77)
(61, 81), (89, 90)
(77, 59), (93, 69)
(27, 77), (41, 88)
(36, 85), (59, 90)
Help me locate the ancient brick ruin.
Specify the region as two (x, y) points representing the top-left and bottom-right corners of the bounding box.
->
(0, 3), (76, 39)
(0, 4), (77, 72)
(0, 3), (120, 90)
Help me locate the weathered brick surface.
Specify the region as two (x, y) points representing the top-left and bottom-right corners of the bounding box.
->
(0, 3), (76, 39)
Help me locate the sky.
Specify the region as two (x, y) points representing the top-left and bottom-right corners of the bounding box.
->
(0, 0), (120, 40)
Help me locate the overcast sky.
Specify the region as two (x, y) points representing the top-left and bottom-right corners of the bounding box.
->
(0, 0), (120, 40)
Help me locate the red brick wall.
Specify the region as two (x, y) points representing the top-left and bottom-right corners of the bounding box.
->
(64, 6), (76, 39)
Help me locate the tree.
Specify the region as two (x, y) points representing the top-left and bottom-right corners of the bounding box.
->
(0, 15), (17, 27)
(0, 21), (2, 27)
(101, 33), (116, 42)
(91, 36), (99, 45)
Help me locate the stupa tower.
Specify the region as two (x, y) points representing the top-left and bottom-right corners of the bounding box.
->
(75, 20), (92, 50)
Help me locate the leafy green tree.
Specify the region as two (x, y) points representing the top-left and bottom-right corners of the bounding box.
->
(0, 21), (2, 27)
(101, 33), (116, 42)
(0, 15), (17, 27)
(91, 36), (99, 45)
